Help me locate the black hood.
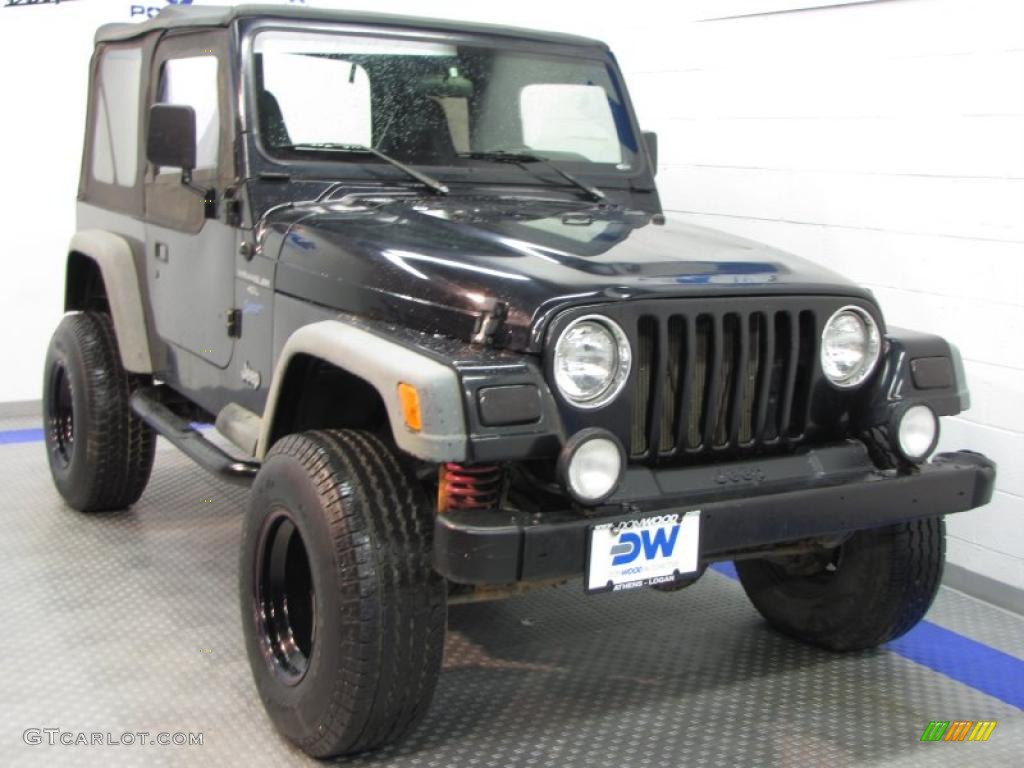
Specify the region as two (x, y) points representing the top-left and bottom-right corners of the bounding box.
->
(266, 195), (872, 353)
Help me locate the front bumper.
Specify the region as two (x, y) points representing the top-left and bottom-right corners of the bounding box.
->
(433, 443), (995, 585)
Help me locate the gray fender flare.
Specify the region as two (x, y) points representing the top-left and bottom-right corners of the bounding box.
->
(68, 230), (152, 373)
(256, 320), (468, 462)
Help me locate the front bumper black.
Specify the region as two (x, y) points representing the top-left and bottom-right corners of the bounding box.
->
(433, 444), (996, 585)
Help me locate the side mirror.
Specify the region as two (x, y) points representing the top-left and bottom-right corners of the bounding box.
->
(642, 131), (658, 176)
(147, 104), (197, 171)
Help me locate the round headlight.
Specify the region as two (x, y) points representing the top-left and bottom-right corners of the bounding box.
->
(820, 306), (882, 388)
(553, 316), (631, 408)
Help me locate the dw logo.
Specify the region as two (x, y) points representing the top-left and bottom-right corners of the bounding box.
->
(610, 525), (680, 565)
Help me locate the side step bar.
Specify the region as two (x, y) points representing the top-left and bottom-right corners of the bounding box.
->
(130, 388), (260, 487)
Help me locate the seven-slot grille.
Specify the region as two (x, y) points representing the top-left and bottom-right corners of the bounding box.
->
(631, 307), (818, 461)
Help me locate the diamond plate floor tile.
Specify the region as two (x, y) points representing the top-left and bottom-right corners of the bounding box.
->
(1, 424), (1022, 767)
(926, 588), (1024, 661)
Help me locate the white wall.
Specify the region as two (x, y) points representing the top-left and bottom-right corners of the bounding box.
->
(630, 0), (1024, 591)
(0, 0), (1020, 588)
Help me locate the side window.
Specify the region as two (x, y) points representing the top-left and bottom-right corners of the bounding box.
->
(157, 56), (220, 172)
(259, 54), (372, 147)
(92, 47), (142, 186)
(520, 83), (621, 163)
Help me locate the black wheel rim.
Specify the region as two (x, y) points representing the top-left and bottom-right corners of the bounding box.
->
(47, 361), (75, 469)
(255, 510), (316, 685)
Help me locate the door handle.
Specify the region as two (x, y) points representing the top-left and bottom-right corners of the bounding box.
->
(154, 242), (169, 263)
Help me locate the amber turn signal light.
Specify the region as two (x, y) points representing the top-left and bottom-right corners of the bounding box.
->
(397, 382), (422, 432)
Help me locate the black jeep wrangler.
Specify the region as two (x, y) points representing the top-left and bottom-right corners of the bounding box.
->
(44, 4), (995, 759)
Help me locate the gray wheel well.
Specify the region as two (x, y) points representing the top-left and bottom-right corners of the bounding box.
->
(65, 252), (110, 313)
(266, 354), (392, 448)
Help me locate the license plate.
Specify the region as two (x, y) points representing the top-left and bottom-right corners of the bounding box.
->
(585, 511), (701, 594)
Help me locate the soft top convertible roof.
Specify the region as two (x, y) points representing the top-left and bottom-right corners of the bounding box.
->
(95, 4), (607, 49)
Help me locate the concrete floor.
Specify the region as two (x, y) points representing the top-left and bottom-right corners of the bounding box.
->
(2, 412), (1022, 767)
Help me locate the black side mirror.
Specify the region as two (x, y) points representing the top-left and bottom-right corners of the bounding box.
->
(146, 103), (215, 216)
(642, 130), (658, 177)
(147, 104), (197, 171)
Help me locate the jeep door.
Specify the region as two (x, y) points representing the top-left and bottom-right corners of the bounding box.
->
(143, 31), (236, 376)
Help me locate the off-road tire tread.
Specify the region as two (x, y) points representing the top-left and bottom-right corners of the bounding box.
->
(262, 430), (444, 757)
(736, 517), (945, 651)
(45, 312), (155, 511)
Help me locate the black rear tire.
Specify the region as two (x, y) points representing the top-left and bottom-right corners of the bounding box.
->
(42, 312), (155, 512)
(240, 429), (446, 758)
(735, 517), (945, 651)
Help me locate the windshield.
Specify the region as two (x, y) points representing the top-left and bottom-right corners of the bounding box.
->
(250, 29), (639, 175)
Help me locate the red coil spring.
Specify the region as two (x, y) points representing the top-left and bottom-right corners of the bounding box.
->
(439, 463), (502, 512)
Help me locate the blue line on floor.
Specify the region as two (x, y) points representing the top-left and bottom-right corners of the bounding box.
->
(712, 561), (739, 580)
(710, 562), (1024, 710)
(0, 428), (44, 445)
(889, 622), (1024, 710)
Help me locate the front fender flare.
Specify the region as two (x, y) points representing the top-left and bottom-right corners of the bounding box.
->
(857, 326), (970, 427)
(257, 320), (468, 462)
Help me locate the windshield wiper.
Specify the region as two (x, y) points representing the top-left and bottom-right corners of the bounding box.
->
(459, 151), (605, 203)
(277, 143), (449, 196)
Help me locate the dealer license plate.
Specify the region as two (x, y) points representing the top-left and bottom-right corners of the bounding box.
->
(585, 511), (701, 594)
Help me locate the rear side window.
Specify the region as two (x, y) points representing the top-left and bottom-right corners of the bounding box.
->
(92, 48), (142, 186)
(157, 56), (220, 171)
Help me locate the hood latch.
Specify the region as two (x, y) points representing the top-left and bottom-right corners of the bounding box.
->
(472, 299), (508, 346)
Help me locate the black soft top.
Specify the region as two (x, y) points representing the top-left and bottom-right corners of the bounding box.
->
(95, 4), (607, 49)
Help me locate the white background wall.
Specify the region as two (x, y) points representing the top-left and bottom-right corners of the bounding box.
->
(0, 0), (1020, 589)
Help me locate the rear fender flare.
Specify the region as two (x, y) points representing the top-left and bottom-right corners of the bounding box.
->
(66, 230), (152, 374)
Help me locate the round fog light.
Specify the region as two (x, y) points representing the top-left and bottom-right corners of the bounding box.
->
(894, 404), (939, 462)
(558, 429), (625, 504)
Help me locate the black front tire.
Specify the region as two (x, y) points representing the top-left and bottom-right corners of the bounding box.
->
(42, 312), (155, 512)
(735, 517), (945, 651)
(240, 430), (446, 758)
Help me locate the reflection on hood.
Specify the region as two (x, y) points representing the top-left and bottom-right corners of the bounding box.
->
(266, 195), (867, 351)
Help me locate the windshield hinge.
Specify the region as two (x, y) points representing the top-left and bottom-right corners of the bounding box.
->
(203, 189), (217, 220)
(226, 308), (242, 339)
(224, 186), (242, 227)
(181, 169), (217, 219)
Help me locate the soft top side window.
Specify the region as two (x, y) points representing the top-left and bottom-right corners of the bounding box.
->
(91, 47), (143, 187)
(156, 56), (220, 172)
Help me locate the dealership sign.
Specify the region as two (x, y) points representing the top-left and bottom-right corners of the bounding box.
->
(130, 0), (305, 19)
(130, 0), (192, 21)
(4, 0), (78, 7)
